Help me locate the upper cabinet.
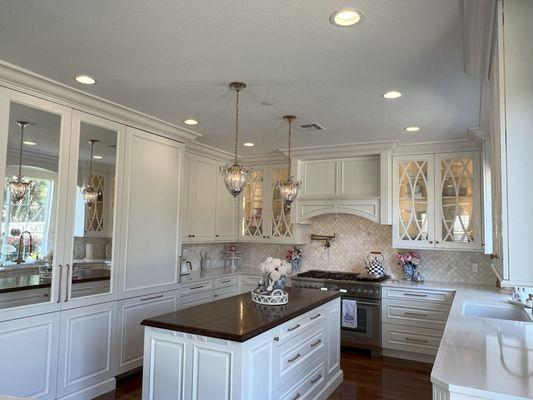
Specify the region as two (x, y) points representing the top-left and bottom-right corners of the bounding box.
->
(392, 152), (482, 251)
(295, 156), (383, 223)
(240, 164), (307, 244)
(182, 153), (237, 243)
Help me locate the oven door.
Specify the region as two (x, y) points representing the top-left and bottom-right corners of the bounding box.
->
(341, 296), (381, 348)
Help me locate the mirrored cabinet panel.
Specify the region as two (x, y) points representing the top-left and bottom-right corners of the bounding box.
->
(0, 101), (65, 310)
(270, 167), (292, 238)
(70, 118), (120, 300)
(241, 169), (264, 238)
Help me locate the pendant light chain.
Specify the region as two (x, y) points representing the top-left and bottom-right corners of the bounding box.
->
(17, 122), (25, 178)
(287, 117), (292, 174)
(89, 140), (95, 178)
(234, 88), (240, 164)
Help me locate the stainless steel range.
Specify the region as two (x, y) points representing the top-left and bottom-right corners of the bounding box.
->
(291, 270), (389, 355)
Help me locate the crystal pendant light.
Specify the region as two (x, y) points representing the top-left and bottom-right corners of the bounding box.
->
(219, 82), (252, 197)
(277, 115), (301, 208)
(81, 139), (99, 205)
(8, 121), (32, 203)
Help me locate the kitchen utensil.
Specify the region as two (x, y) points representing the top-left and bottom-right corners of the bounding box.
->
(180, 259), (192, 275)
(365, 251), (385, 276)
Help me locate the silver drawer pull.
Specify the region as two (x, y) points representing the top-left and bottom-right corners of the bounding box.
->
(404, 312), (428, 317)
(291, 393), (301, 400)
(405, 337), (428, 344)
(310, 339), (322, 348)
(288, 353), (301, 363)
(221, 279), (232, 283)
(310, 313), (321, 320)
(310, 374), (322, 384)
(287, 324), (301, 332)
(141, 294), (164, 301)
(190, 285), (205, 290)
(403, 293), (428, 297)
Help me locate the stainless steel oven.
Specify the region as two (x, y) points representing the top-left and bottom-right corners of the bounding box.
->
(340, 296), (381, 353)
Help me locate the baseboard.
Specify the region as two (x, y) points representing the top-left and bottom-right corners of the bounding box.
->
(382, 348), (435, 364)
(57, 378), (116, 400)
(315, 370), (343, 400)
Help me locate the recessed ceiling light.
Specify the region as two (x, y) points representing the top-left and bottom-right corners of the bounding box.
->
(330, 9), (362, 27)
(383, 90), (402, 99)
(243, 142), (254, 147)
(184, 119), (198, 126)
(405, 126), (421, 132)
(23, 141), (36, 146)
(93, 155), (103, 159)
(75, 75), (96, 85)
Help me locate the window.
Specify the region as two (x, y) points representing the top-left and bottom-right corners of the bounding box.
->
(1, 167), (55, 264)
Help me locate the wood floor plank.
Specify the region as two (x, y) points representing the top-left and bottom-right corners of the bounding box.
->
(94, 350), (433, 400)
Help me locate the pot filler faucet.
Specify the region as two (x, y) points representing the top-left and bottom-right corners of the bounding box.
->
(15, 231), (32, 264)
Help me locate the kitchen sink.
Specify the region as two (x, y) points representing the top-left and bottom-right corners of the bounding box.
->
(462, 302), (530, 322)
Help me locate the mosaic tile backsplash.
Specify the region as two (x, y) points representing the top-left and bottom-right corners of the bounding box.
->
(183, 214), (497, 286)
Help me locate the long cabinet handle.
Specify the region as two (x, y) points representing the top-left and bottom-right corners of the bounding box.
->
(403, 293), (428, 298)
(57, 264), (63, 303)
(189, 285), (205, 290)
(310, 313), (321, 320)
(221, 279), (232, 283)
(290, 393), (301, 400)
(310, 339), (322, 348)
(65, 264), (71, 302)
(141, 294), (164, 302)
(287, 324), (301, 332)
(404, 312), (428, 317)
(405, 337), (429, 344)
(288, 353), (301, 363)
(310, 374), (322, 384)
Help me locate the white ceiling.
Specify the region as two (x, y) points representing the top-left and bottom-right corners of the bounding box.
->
(0, 0), (481, 155)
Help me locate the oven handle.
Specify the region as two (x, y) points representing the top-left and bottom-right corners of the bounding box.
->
(352, 300), (380, 307)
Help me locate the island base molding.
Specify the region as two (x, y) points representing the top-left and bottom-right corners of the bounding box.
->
(432, 381), (509, 400)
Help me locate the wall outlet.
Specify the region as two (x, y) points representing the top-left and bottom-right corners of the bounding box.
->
(471, 262), (479, 273)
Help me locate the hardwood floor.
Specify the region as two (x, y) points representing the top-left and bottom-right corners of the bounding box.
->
(95, 349), (432, 400)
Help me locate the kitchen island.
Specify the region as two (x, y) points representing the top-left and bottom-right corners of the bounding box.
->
(141, 287), (342, 400)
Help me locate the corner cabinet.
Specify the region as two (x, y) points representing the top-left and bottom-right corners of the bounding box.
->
(392, 152), (482, 250)
(239, 164), (308, 244)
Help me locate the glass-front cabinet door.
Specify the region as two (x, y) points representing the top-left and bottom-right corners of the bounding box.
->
(393, 155), (434, 248)
(435, 152), (481, 249)
(62, 111), (124, 307)
(270, 167), (293, 239)
(0, 88), (71, 318)
(241, 168), (264, 239)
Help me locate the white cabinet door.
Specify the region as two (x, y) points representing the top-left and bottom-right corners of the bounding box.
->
(116, 290), (179, 374)
(300, 160), (337, 198)
(187, 155), (217, 240)
(56, 301), (116, 397)
(120, 127), (182, 298)
(339, 156), (380, 197)
(0, 312), (60, 399)
(392, 155), (435, 248)
(215, 169), (237, 241)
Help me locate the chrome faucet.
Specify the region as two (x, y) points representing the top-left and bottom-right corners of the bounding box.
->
(15, 231), (32, 264)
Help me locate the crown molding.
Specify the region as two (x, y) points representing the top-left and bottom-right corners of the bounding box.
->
(391, 138), (481, 155)
(281, 140), (398, 160)
(240, 153), (288, 165)
(0, 60), (201, 143)
(468, 126), (487, 146)
(185, 141), (234, 161)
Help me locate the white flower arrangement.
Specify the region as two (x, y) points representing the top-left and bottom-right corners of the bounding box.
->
(257, 257), (292, 292)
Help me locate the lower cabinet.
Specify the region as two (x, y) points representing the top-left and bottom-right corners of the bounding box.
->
(0, 312), (61, 400)
(116, 291), (180, 374)
(56, 301), (117, 398)
(180, 290), (213, 309)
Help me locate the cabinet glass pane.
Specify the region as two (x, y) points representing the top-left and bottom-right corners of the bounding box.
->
(241, 170), (263, 237)
(71, 122), (117, 298)
(271, 168), (292, 238)
(440, 158), (475, 243)
(397, 160), (430, 242)
(0, 102), (61, 309)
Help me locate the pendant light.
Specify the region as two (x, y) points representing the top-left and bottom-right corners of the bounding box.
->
(81, 139), (99, 205)
(277, 115), (301, 208)
(219, 82), (252, 197)
(8, 121), (32, 203)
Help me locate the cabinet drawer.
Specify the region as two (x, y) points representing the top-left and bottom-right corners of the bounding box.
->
(277, 361), (326, 400)
(277, 307), (326, 344)
(382, 323), (444, 356)
(275, 326), (325, 386)
(382, 299), (450, 329)
(383, 287), (454, 304)
(213, 285), (238, 300)
(180, 290), (213, 309)
(240, 275), (260, 286)
(180, 280), (213, 295)
(213, 276), (238, 289)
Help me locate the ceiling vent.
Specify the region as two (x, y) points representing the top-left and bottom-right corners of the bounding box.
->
(299, 122), (325, 132)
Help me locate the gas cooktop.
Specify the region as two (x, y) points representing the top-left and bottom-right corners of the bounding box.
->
(295, 270), (389, 283)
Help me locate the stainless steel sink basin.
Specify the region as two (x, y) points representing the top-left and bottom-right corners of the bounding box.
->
(462, 302), (529, 322)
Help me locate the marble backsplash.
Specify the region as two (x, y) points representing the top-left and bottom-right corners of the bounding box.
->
(183, 214), (497, 286)
(73, 237), (112, 260)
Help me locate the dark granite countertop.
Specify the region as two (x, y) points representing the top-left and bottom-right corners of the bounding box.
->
(0, 269), (110, 294)
(142, 287), (340, 342)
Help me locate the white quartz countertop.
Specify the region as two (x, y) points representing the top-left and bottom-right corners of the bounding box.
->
(385, 280), (533, 399)
(179, 267), (260, 284)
